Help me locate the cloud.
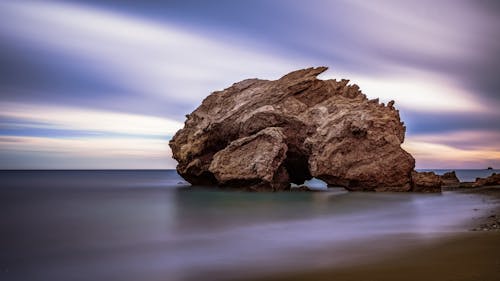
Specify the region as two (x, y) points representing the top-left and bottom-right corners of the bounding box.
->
(343, 0), (483, 61)
(0, 135), (176, 169)
(0, 0), (303, 115)
(0, 0), (495, 117)
(403, 140), (500, 169)
(0, 101), (182, 169)
(407, 130), (500, 151)
(0, 135), (169, 157)
(404, 130), (500, 169)
(0, 102), (183, 137)
(0, 1), (498, 169)
(319, 70), (488, 113)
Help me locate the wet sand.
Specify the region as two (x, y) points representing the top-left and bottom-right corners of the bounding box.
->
(251, 186), (500, 281)
(254, 232), (500, 281)
(463, 186), (500, 231)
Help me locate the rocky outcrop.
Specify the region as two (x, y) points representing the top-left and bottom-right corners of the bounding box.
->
(411, 171), (442, 192)
(169, 67), (418, 191)
(440, 171), (460, 187)
(473, 173), (500, 187)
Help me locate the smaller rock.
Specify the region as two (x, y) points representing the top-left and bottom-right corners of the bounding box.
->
(472, 173), (500, 187)
(208, 127), (289, 191)
(440, 171), (460, 187)
(290, 185), (312, 192)
(411, 171), (442, 192)
(459, 182), (474, 188)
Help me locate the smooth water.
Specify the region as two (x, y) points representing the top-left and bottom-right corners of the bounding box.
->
(0, 170), (497, 281)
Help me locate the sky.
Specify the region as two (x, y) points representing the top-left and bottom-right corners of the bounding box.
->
(0, 0), (499, 169)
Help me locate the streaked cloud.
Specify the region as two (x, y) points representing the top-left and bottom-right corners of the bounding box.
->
(0, 101), (182, 169)
(0, 0), (302, 112)
(404, 139), (500, 169)
(320, 70), (487, 113)
(343, 0), (484, 61)
(0, 102), (183, 137)
(0, 136), (169, 157)
(0, 135), (175, 169)
(408, 130), (500, 151)
(0, 0), (498, 169)
(404, 129), (500, 169)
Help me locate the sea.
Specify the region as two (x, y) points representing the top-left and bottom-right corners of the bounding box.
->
(0, 169), (498, 281)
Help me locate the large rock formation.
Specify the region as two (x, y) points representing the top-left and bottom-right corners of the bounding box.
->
(170, 67), (422, 191)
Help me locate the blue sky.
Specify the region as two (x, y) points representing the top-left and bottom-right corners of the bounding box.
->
(0, 0), (499, 169)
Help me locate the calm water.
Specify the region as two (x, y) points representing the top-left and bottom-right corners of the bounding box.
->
(0, 170), (497, 281)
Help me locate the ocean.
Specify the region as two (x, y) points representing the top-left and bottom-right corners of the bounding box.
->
(0, 169), (498, 281)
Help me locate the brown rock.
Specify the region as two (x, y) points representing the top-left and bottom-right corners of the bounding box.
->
(290, 185), (313, 192)
(473, 173), (500, 187)
(459, 182), (475, 188)
(411, 171), (442, 192)
(169, 67), (416, 191)
(440, 171), (460, 187)
(209, 127), (289, 191)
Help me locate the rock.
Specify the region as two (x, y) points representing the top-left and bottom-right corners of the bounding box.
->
(290, 185), (313, 192)
(169, 67), (416, 191)
(209, 127), (290, 191)
(440, 171), (460, 187)
(459, 182), (474, 188)
(411, 171), (442, 192)
(473, 173), (500, 187)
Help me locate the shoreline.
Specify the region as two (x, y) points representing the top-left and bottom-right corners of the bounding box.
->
(460, 186), (500, 231)
(245, 186), (500, 281)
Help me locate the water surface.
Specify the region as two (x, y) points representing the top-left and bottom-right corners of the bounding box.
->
(0, 170), (497, 281)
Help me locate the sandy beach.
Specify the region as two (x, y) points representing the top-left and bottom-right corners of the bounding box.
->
(251, 186), (500, 281)
(254, 232), (500, 281)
